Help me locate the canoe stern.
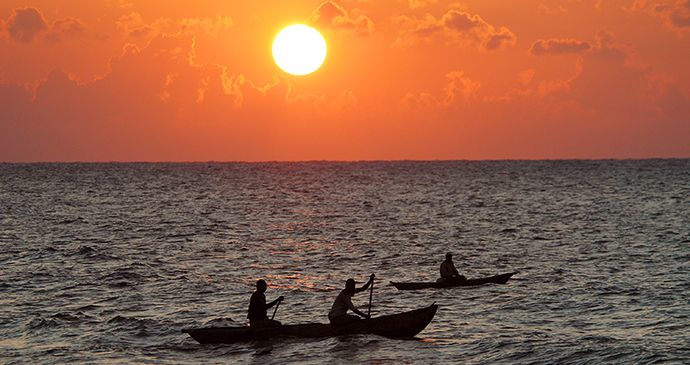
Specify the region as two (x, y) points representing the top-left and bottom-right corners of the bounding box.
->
(368, 303), (438, 338)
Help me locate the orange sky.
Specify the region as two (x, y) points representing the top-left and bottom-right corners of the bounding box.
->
(1, 0), (689, 162)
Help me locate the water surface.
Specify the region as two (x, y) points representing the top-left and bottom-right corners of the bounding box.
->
(1, 160), (688, 364)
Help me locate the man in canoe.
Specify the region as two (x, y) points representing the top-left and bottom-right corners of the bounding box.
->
(328, 274), (375, 326)
(248, 279), (284, 327)
(438, 252), (467, 282)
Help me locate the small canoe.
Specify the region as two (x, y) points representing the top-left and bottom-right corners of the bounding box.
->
(390, 272), (516, 290)
(182, 303), (437, 344)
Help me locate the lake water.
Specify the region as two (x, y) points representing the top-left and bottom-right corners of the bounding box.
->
(1, 160), (688, 364)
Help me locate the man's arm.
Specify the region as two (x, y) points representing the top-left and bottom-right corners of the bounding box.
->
(354, 274), (375, 294)
(345, 296), (369, 318)
(267, 296), (284, 308)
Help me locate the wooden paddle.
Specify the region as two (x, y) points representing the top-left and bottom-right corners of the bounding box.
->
(271, 299), (281, 320)
(367, 274), (375, 317)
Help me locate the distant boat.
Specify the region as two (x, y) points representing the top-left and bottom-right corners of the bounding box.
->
(182, 303), (437, 344)
(390, 272), (516, 290)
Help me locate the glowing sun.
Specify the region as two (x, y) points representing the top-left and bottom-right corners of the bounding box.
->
(272, 25), (327, 76)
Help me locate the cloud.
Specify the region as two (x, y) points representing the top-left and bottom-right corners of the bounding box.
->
(396, 70), (481, 110)
(409, 0), (438, 9)
(472, 26), (690, 133)
(529, 38), (592, 56)
(0, 30), (366, 161)
(0, 33), (240, 160)
(308, 1), (374, 36)
(660, 0), (690, 32)
(330, 90), (358, 112)
(443, 71), (481, 106)
(1, 7), (88, 44)
(0, 33), (233, 127)
(526, 30), (637, 108)
(475, 25), (689, 130)
(530, 29), (650, 117)
(3, 7), (49, 43)
(629, 0), (690, 37)
(0, 29), (351, 129)
(518, 69), (536, 85)
(394, 10), (516, 51)
(44, 17), (87, 43)
(538, 4), (569, 14)
(399, 92), (440, 112)
(594, 28), (618, 48)
(117, 13), (233, 39)
(117, 13), (153, 38)
(178, 16), (234, 37)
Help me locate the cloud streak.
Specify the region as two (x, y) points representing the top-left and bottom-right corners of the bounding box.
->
(529, 38), (592, 56)
(394, 10), (516, 51)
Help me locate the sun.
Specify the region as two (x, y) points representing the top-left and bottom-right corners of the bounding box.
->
(272, 25), (327, 76)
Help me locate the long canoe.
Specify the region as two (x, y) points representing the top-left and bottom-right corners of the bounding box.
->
(390, 272), (516, 290)
(182, 303), (437, 344)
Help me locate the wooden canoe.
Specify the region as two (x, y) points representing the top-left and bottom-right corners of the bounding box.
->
(182, 303), (438, 344)
(390, 272), (516, 290)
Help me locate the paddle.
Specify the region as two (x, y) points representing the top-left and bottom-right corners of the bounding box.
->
(367, 274), (375, 318)
(271, 298), (281, 320)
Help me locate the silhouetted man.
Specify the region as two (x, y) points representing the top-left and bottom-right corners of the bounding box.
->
(328, 274), (375, 326)
(248, 279), (284, 327)
(438, 252), (466, 282)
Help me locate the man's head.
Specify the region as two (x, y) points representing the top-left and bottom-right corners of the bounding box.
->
(446, 252), (453, 260)
(256, 279), (267, 293)
(344, 278), (356, 294)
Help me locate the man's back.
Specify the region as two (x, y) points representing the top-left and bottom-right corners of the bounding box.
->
(247, 291), (267, 321)
(440, 259), (457, 279)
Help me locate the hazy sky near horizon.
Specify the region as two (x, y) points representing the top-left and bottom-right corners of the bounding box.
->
(1, 0), (689, 162)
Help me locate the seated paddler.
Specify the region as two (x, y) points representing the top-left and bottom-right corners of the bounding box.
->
(328, 274), (375, 326)
(247, 279), (284, 327)
(438, 252), (467, 282)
